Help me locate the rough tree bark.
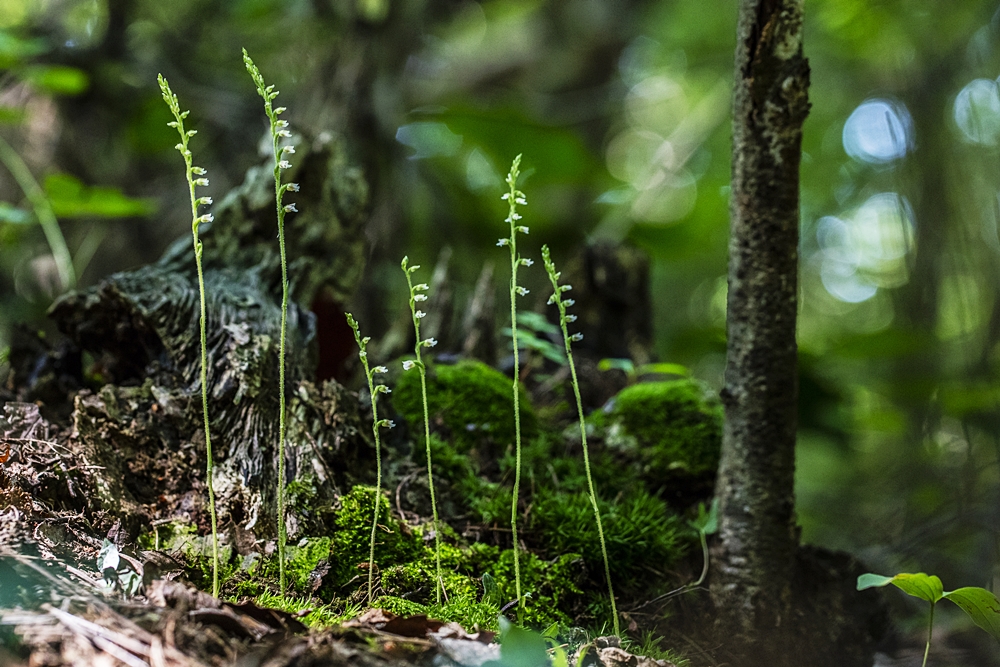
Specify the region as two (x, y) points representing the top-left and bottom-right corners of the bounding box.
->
(711, 0), (809, 663)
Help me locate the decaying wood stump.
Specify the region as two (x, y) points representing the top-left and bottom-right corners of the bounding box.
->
(6, 131), (374, 550)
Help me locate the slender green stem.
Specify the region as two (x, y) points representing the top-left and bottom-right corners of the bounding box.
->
(401, 258), (443, 605)
(0, 133), (75, 291)
(346, 314), (393, 605)
(244, 50), (299, 594)
(158, 74), (218, 597)
(694, 527), (709, 588)
(367, 382), (383, 605)
(499, 155), (529, 620)
(541, 244), (618, 635)
(922, 602), (934, 667)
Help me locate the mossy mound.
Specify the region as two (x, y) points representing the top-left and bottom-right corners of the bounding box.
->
(394, 360), (536, 456)
(328, 485), (423, 592)
(530, 488), (687, 584)
(590, 379), (722, 501)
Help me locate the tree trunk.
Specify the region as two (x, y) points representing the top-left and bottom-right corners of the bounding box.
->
(711, 0), (809, 663)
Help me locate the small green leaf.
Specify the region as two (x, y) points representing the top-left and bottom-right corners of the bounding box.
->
(22, 65), (89, 96)
(498, 617), (550, 667)
(483, 572), (500, 605)
(637, 362), (691, 377)
(943, 587), (1000, 643)
(517, 311), (560, 336)
(689, 499), (718, 535)
(598, 358), (635, 374)
(857, 572), (944, 603)
(44, 173), (155, 218)
(856, 573), (895, 590)
(550, 645), (568, 667)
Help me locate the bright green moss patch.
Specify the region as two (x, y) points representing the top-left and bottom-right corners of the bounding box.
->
(531, 488), (687, 582)
(375, 593), (501, 631)
(592, 379), (722, 480)
(247, 591), (359, 628)
(394, 360), (536, 454)
(330, 485), (422, 590)
(285, 537), (331, 592)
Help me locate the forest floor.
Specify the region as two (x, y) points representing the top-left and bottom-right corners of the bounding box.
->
(1, 336), (992, 667)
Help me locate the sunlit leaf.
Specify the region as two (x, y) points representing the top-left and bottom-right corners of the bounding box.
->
(943, 587), (1000, 643)
(857, 572), (943, 603)
(44, 173), (155, 218)
(639, 362), (691, 377)
(22, 66), (89, 96)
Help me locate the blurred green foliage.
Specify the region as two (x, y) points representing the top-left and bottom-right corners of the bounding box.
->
(1, 0), (1000, 627)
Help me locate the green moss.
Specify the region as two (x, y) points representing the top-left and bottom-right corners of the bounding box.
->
(488, 548), (586, 628)
(330, 485), (422, 590)
(380, 543), (479, 604)
(394, 360), (537, 454)
(592, 379), (722, 480)
(374, 593), (501, 632)
(531, 488), (688, 583)
(287, 537), (331, 592)
(247, 591), (360, 628)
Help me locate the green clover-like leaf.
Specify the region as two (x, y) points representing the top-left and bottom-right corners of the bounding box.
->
(857, 572), (944, 603)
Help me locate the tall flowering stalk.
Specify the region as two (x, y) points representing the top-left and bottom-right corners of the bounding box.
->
(400, 257), (443, 604)
(243, 50), (300, 593)
(157, 75), (219, 598)
(542, 244), (618, 635)
(346, 313), (394, 604)
(496, 155), (532, 616)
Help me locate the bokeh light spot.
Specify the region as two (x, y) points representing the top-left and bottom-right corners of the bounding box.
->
(842, 98), (912, 163)
(954, 78), (1000, 145)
